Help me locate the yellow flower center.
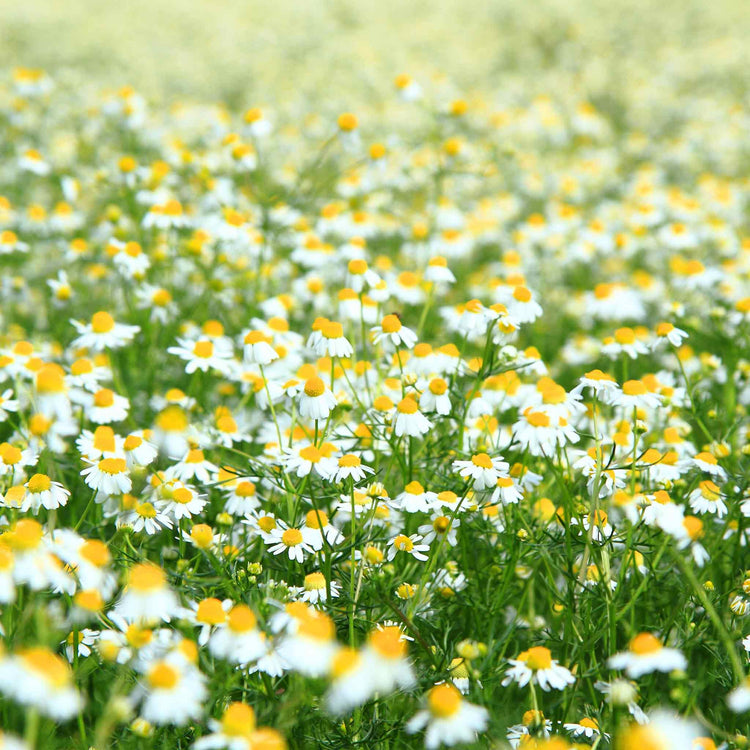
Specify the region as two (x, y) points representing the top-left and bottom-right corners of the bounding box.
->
(128, 563), (166, 592)
(428, 683), (462, 718)
(622, 380), (647, 396)
(221, 703), (256, 737)
(299, 445), (322, 462)
(148, 662), (179, 690)
(629, 632), (663, 654)
(22, 648), (71, 688)
(331, 647), (361, 678)
(94, 388), (115, 407)
(228, 605), (257, 633)
(305, 509), (329, 529)
(523, 646), (553, 670)
(235, 481), (256, 498)
(304, 572), (326, 591)
(304, 376), (325, 398)
(397, 397), (418, 415)
(26, 473), (51, 493)
(369, 626), (407, 659)
(99, 457), (127, 475)
(471, 452), (494, 469)
(322, 322), (344, 339)
(281, 528), (303, 546)
(80, 539), (110, 566)
(193, 340), (214, 358)
(393, 534), (413, 552)
(381, 314), (402, 334)
(91, 311), (115, 333)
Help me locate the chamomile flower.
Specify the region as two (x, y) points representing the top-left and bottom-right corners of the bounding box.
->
(608, 633), (687, 677)
(330, 453), (374, 483)
(313, 321), (353, 358)
(614, 380), (663, 410)
(192, 702), (257, 750)
(87, 387), (130, 424)
(617, 711), (700, 749)
(0, 647), (83, 719)
(393, 397), (432, 437)
(70, 311), (140, 351)
(167, 337), (233, 375)
(133, 653), (207, 726)
(115, 563), (179, 624)
(387, 533), (430, 561)
(420, 377), (452, 415)
(688, 480), (728, 517)
(372, 314), (418, 350)
(502, 647), (575, 691)
(80, 457), (132, 495)
(267, 523), (315, 562)
(22, 473), (71, 512)
(283, 443), (337, 478)
(242, 330), (278, 365)
(298, 376), (337, 420)
(452, 452), (509, 491)
(297, 572), (340, 604)
(301, 509), (344, 549)
(209, 604), (266, 665)
(406, 682), (488, 749)
(394, 481), (439, 513)
(360, 625), (415, 693)
(277, 606), (338, 677)
(654, 322), (689, 348)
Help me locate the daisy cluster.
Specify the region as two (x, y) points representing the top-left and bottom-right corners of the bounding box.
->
(0, 50), (749, 750)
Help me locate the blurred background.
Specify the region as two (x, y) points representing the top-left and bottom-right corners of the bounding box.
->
(2, 0), (749, 106)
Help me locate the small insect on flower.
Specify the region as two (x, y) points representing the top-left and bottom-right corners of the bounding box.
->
(502, 646), (576, 691)
(406, 682), (489, 749)
(608, 632), (687, 678)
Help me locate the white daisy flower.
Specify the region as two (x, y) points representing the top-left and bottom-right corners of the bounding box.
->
(608, 633), (687, 678)
(70, 311), (139, 351)
(406, 682), (488, 749)
(502, 647), (575, 691)
(452, 452), (509, 491)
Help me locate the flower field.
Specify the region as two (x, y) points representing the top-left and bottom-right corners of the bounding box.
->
(0, 2), (749, 748)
